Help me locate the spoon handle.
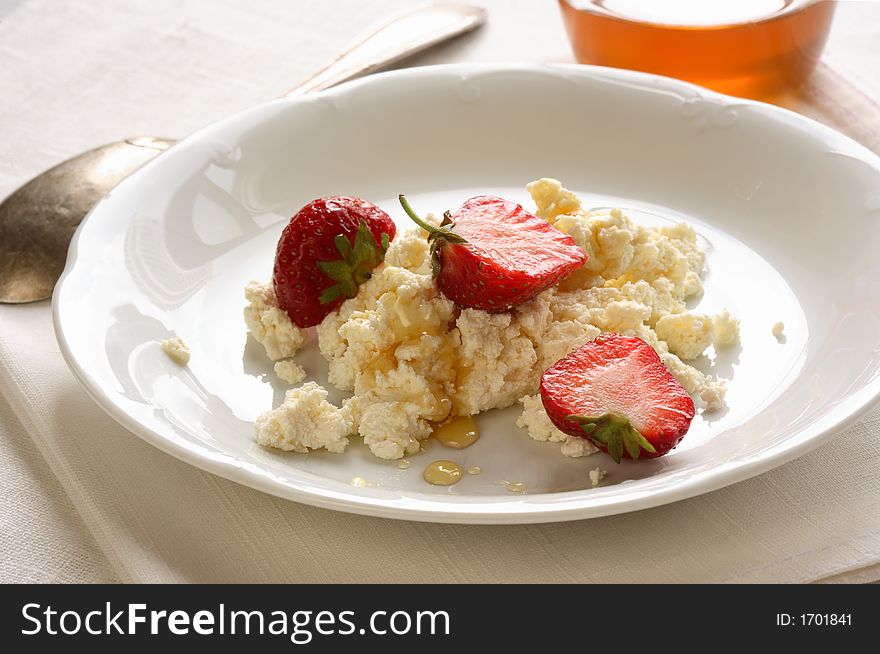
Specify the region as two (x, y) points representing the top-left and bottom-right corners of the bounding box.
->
(284, 4), (486, 96)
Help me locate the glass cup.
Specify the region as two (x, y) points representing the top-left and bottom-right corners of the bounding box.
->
(557, 0), (837, 101)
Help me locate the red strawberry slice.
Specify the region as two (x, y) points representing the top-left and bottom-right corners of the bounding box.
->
(399, 194), (586, 312)
(540, 334), (695, 463)
(273, 196), (396, 328)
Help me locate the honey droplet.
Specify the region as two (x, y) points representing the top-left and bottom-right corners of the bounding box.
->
(506, 482), (527, 493)
(350, 476), (376, 488)
(432, 415), (480, 449)
(423, 460), (463, 486)
(466, 466), (482, 475)
(397, 460), (412, 470)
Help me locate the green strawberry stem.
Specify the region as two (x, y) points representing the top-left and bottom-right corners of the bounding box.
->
(398, 194), (467, 279)
(398, 194), (437, 233)
(398, 195), (467, 243)
(566, 413), (657, 464)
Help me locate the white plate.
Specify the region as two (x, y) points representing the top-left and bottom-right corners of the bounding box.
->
(54, 64), (880, 524)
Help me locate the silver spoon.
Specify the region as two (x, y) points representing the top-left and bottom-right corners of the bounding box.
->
(0, 3), (486, 304)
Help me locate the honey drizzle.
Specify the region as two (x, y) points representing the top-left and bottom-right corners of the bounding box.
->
(423, 460), (463, 486)
(432, 415), (480, 449)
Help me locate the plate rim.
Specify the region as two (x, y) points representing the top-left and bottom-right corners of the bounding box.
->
(53, 62), (880, 524)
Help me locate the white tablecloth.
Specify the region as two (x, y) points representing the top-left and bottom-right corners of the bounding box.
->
(2, 0), (880, 583)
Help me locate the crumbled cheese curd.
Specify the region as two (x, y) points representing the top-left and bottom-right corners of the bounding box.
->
(247, 179), (739, 459)
(589, 467), (606, 487)
(254, 382), (351, 453)
(244, 281), (307, 361)
(316, 260), (458, 459)
(772, 321), (785, 338)
(160, 336), (190, 365)
(561, 436), (601, 458)
(516, 394), (567, 444)
(273, 360), (306, 385)
(714, 310), (741, 347)
(527, 177), (582, 224)
(655, 313), (714, 360)
(516, 393), (599, 458)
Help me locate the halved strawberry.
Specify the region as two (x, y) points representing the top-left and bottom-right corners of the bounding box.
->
(273, 196), (396, 328)
(540, 334), (695, 463)
(399, 194), (586, 312)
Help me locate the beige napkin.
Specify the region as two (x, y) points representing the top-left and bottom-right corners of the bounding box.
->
(2, 0), (880, 583)
(0, 389), (117, 583)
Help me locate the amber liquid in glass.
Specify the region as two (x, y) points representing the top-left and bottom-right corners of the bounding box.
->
(558, 0), (836, 100)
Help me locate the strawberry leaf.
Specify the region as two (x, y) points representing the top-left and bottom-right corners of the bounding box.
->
(316, 220), (390, 305)
(318, 284), (343, 304)
(334, 233), (353, 260)
(567, 413), (656, 464)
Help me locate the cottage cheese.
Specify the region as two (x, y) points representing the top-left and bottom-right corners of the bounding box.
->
(274, 360), (307, 385)
(561, 435), (602, 458)
(254, 382), (351, 453)
(247, 179), (739, 460)
(160, 336), (190, 365)
(516, 393), (567, 444)
(661, 352), (727, 412)
(655, 313), (714, 360)
(316, 252), (459, 459)
(714, 310), (741, 347)
(516, 393), (599, 457)
(528, 178), (581, 224)
(244, 281), (307, 361)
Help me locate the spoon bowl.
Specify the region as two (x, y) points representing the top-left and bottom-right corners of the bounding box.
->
(0, 137), (173, 303)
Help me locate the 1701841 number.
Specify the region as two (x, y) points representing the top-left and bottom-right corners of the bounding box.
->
(800, 614), (852, 626)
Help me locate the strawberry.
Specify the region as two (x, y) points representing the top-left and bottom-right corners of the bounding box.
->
(539, 334), (695, 463)
(273, 196), (396, 328)
(399, 194), (586, 312)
